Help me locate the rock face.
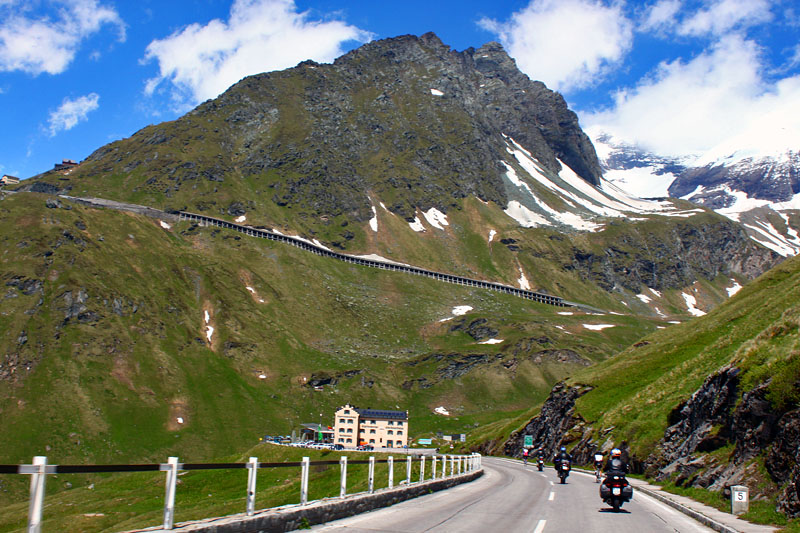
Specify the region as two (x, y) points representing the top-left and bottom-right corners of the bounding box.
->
(504, 382), (592, 459)
(643, 366), (800, 504)
(567, 219), (777, 293)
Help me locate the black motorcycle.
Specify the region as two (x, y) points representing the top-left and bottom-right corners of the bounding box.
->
(537, 457), (544, 471)
(600, 472), (633, 511)
(557, 459), (570, 484)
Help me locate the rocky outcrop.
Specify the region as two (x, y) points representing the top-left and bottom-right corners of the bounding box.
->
(767, 410), (800, 517)
(643, 365), (799, 503)
(568, 219), (778, 293)
(504, 382), (592, 459)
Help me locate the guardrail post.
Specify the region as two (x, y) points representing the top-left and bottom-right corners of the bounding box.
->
(406, 456), (411, 484)
(420, 455), (425, 483)
(432, 455), (437, 479)
(368, 456), (375, 493)
(441, 455), (446, 479)
(27, 456), (47, 533)
(163, 456), (178, 530)
(458, 456), (462, 475)
(450, 455), (455, 477)
(300, 457), (309, 505)
(388, 456), (394, 488)
(246, 457), (258, 516)
(339, 456), (347, 498)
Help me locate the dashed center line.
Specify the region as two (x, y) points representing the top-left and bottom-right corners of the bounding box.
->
(548, 491), (554, 501)
(533, 519), (546, 533)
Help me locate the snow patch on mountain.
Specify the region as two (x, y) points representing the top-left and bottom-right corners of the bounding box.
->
(682, 293), (706, 317)
(423, 207), (449, 230)
(409, 216), (425, 232)
(369, 205), (378, 232)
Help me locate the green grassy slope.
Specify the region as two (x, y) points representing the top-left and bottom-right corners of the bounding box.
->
(1, 192), (663, 470)
(570, 252), (800, 458)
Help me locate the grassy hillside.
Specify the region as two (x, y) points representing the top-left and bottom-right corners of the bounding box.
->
(1, 191), (669, 470)
(570, 252), (800, 458)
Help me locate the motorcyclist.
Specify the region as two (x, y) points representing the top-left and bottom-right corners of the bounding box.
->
(522, 448), (529, 465)
(603, 448), (628, 475)
(593, 451), (604, 481)
(553, 446), (572, 470)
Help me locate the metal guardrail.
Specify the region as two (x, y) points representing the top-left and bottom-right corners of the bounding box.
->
(3, 453), (482, 532)
(178, 211), (569, 307)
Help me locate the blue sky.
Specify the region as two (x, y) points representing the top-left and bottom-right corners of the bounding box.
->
(1, 0), (799, 179)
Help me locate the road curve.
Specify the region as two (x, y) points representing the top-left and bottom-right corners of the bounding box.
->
(310, 456), (714, 532)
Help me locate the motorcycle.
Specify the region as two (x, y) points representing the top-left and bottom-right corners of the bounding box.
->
(600, 472), (633, 511)
(537, 457), (544, 471)
(594, 453), (604, 483)
(557, 459), (571, 484)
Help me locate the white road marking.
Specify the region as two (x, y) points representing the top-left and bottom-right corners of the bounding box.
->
(533, 519), (546, 533)
(548, 491), (554, 501)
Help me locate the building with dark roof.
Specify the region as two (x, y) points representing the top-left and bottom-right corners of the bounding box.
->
(333, 404), (409, 448)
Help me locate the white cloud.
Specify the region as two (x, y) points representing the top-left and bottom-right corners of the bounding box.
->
(582, 33), (800, 157)
(47, 92), (99, 136)
(0, 0), (125, 75)
(143, 0), (372, 106)
(640, 0), (681, 33)
(677, 0), (773, 37)
(479, 0), (633, 92)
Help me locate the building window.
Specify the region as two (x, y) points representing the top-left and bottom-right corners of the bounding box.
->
(347, 428), (352, 433)
(388, 421), (394, 426)
(387, 440), (393, 447)
(338, 438), (344, 443)
(346, 438), (352, 443)
(370, 429), (376, 434)
(360, 429), (365, 433)
(348, 419), (353, 424)
(369, 439), (375, 444)
(397, 421), (403, 426)
(397, 431), (403, 435)
(338, 428), (344, 432)
(344, 410), (350, 414)
(388, 430), (393, 435)
(339, 418), (345, 424)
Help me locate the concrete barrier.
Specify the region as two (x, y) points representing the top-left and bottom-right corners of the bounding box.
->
(123, 469), (482, 532)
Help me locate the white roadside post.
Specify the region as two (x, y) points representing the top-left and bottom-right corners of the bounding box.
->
(432, 455), (437, 479)
(27, 456), (47, 533)
(731, 485), (749, 515)
(339, 456), (348, 498)
(163, 456), (179, 530)
(388, 456), (394, 489)
(368, 456), (375, 493)
(457, 456), (462, 475)
(420, 455), (425, 483)
(441, 455), (446, 479)
(406, 456), (412, 484)
(450, 455), (455, 477)
(300, 457), (310, 505)
(246, 457), (258, 516)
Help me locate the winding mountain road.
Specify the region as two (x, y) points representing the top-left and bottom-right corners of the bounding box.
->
(310, 456), (713, 532)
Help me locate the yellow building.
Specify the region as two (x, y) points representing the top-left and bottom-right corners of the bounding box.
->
(1, 175), (20, 186)
(333, 404), (409, 449)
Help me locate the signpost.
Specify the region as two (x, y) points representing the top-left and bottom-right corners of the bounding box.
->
(731, 485), (749, 515)
(523, 435), (533, 448)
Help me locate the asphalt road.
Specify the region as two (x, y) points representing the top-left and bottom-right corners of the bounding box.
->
(310, 456), (714, 532)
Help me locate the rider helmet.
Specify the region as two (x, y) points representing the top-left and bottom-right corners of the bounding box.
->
(560, 446), (566, 452)
(611, 448), (621, 458)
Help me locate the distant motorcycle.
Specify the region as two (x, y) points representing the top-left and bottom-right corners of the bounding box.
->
(557, 459), (571, 484)
(537, 457), (544, 471)
(594, 453), (604, 483)
(600, 472), (633, 511)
